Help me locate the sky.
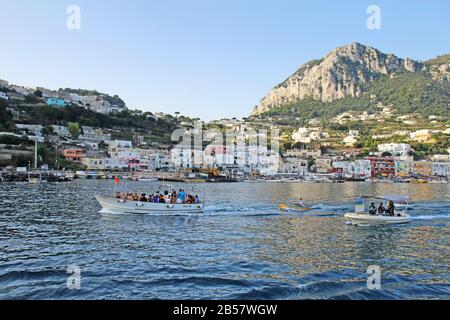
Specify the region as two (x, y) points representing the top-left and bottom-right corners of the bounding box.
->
(0, 0), (449, 121)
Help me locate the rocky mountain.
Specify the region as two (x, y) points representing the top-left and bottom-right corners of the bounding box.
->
(251, 42), (449, 116)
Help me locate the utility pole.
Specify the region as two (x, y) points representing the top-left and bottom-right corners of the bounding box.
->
(34, 128), (38, 170)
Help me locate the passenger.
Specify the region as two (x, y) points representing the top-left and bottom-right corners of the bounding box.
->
(386, 201), (395, 216)
(377, 202), (385, 215)
(195, 195), (200, 204)
(133, 193), (139, 201)
(159, 194), (165, 203)
(116, 191), (121, 199)
(368, 202), (376, 215)
(140, 193), (147, 202)
(178, 189), (186, 203)
(297, 197), (305, 207)
(153, 194), (159, 203)
(127, 193), (133, 201)
(165, 194), (171, 204)
(176, 197), (182, 204)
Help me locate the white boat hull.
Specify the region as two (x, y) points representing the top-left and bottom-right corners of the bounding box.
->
(95, 195), (204, 214)
(344, 211), (411, 225)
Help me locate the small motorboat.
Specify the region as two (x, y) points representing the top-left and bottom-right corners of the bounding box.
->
(96, 195), (204, 214)
(279, 203), (313, 211)
(345, 196), (411, 225)
(344, 212), (411, 225)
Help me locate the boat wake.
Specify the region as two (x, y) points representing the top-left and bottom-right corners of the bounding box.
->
(410, 214), (450, 221)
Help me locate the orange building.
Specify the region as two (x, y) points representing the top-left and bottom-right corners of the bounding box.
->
(64, 149), (83, 162)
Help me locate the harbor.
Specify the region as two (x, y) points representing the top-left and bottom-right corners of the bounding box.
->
(0, 179), (448, 299)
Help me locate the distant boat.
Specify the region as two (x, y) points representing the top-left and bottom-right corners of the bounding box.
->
(87, 171), (99, 179)
(138, 177), (158, 182)
(28, 172), (47, 184)
(75, 171), (87, 179)
(65, 171), (75, 181)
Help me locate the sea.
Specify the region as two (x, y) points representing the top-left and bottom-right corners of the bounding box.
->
(0, 180), (449, 299)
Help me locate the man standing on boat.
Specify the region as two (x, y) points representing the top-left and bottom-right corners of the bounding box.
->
(178, 189), (186, 203)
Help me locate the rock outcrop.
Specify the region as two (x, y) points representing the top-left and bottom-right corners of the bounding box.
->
(252, 42), (424, 115)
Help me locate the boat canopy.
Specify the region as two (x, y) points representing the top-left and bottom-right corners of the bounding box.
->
(359, 194), (410, 203)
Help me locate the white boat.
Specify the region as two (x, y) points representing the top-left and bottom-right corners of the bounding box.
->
(95, 195), (204, 214)
(138, 177), (158, 182)
(345, 195), (411, 225)
(344, 211), (411, 225)
(76, 171), (87, 179)
(87, 171), (99, 179)
(65, 171), (75, 181)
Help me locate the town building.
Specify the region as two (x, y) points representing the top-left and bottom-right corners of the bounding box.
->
(0, 92), (8, 100)
(378, 143), (412, 157)
(367, 157), (395, 178)
(64, 149), (83, 162)
(46, 98), (66, 107)
(280, 157), (308, 176)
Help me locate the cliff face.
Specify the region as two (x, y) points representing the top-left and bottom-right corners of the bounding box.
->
(252, 42), (423, 115)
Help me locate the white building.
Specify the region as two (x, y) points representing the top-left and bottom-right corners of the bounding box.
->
(410, 129), (433, 142)
(109, 140), (132, 153)
(378, 143), (412, 156)
(343, 131), (359, 147)
(281, 157), (308, 176)
(432, 162), (450, 178)
(0, 92), (9, 100)
(292, 127), (328, 144)
(51, 125), (70, 137)
(350, 160), (372, 178)
(80, 126), (111, 143)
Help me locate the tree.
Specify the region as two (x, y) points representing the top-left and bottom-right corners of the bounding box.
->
(68, 122), (80, 139)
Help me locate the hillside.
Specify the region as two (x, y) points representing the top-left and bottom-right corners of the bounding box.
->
(251, 43), (449, 120)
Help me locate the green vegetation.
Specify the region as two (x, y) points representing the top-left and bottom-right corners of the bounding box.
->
(12, 105), (180, 144)
(59, 88), (126, 109)
(0, 100), (14, 130)
(68, 122), (80, 139)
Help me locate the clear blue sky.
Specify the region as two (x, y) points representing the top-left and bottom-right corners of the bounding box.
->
(0, 0), (449, 120)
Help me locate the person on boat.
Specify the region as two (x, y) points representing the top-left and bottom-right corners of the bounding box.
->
(195, 195), (200, 204)
(176, 197), (182, 204)
(140, 193), (147, 202)
(178, 189), (186, 203)
(297, 198), (305, 207)
(386, 201), (395, 216)
(159, 194), (165, 203)
(165, 194), (171, 204)
(377, 202), (385, 215)
(116, 191), (122, 199)
(153, 194), (159, 203)
(368, 202), (376, 215)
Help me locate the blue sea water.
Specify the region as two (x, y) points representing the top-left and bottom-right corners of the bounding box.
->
(0, 180), (449, 299)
